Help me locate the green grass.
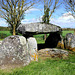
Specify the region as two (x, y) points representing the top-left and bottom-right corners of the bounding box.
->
(0, 30), (75, 75)
(33, 34), (49, 44)
(0, 31), (12, 36)
(34, 34), (45, 44)
(0, 39), (3, 41)
(34, 30), (74, 44)
(0, 31), (12, 40)
(0, 30), (74, 43)
(0, 52), (75, 75)
(62, 30), (74, 38)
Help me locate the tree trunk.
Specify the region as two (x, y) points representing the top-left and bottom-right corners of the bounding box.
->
(74, 29), (75, 35)
(44, 34), (47, 41)
(13, 25), (16, 35)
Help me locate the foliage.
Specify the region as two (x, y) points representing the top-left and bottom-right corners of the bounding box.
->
(64, 0), (75, 18)
(62, 28), (75, 31)
(42, 8), (50, 24)
(42, 0), (60, 41)
(0, 27), (10, 31)
(42, 0), (60, 23)
(43, 0), (60, 20)
(0, 0), (36, 35)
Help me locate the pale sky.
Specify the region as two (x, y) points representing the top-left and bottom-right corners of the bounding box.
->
(0, 0), (75, 28)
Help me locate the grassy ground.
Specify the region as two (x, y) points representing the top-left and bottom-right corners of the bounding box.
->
(0, 30), (75, 75)
(34, 30), (74, 44)
(0, 31), (12, 40)
(62, 30), (74, 38)
(0, 30), (74, 43)
(0, 31), (12, 36)
(33, 34), (48, 44)
(0, 51), (75, 75)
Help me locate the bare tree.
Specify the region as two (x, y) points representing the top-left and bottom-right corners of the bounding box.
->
(0, 0), (36, 35)
(42, 0), (60, 41)
(64, 0), (75, 18)
(42, 0), (60, 20)
(64, 0), (75, 35)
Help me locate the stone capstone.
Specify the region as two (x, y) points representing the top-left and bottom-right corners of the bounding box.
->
(17, 23), (62, 35)
(0, 35), (38, 67)
(64, 33), (75, 51)
(38, 48), (69, 59)
(27, 37), (38, 61)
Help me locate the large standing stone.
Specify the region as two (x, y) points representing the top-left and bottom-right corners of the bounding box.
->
(27, 37), (38, 61)
(0, 35), (30, 67)
(64, 33), (75, 51)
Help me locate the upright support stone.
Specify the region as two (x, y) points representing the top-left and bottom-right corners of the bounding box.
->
(27, 37), (38, 61)
(64, 33), (75, 51)
(0, 35), (30, 67)
(57, 35), (64, 49)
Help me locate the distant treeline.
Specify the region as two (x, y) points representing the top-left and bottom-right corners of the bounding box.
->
(0, 26), (10, 31)
(62, 28), (75, 31)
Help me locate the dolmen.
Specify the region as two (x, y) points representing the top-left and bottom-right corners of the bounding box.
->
(0, 22), (69, 69)
(17, 22), (62, 48)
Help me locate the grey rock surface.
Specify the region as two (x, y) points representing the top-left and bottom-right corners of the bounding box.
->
(0, 41), (2, 48)
(27, 37), (38, 61)
(0, 41), (2, 45)
(64, 33), (75, 49)
(57, 35), (64, 49)
(38, 48), (69, 58)
(17, 23), (62, 35)
(0, 35), (30, 66)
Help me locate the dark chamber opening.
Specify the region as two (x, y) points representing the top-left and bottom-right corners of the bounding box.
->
(38, 32), (61, 50)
